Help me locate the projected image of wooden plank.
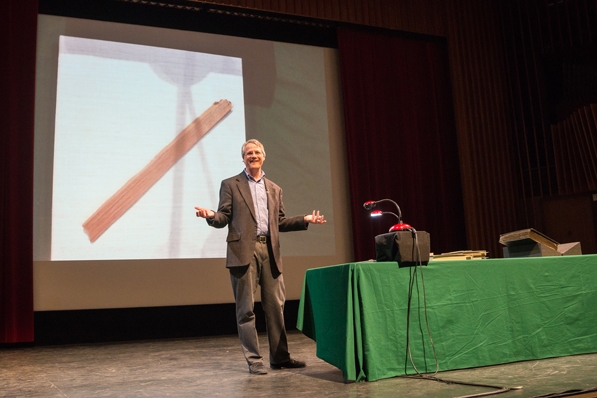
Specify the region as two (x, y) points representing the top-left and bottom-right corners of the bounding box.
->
(83, 99), (233, 242)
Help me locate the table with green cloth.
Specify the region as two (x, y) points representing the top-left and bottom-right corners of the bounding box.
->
(296, 255), (597, 382)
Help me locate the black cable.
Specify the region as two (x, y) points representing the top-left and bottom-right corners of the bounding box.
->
(404, 374), (523, 397)
(413, 231), (439, 375)
(532, 386), (597, 398)
(404, 258), (415, 372)
(402, 231), (523, 397)
(404, 229), (439, 376)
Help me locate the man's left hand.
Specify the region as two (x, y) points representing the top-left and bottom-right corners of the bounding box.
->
(304, 210), (326, 224)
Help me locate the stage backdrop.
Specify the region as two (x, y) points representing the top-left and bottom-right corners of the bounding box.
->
(2, 5), (468, 345)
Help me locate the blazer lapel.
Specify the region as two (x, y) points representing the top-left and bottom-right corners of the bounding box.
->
(265, 178), (277, 224)
(235, 172), (256, 222)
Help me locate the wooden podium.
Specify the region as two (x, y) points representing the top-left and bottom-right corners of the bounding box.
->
(499, 228), (582, 258)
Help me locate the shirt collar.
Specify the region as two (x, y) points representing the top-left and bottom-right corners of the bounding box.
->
(244, 169), (265, 182)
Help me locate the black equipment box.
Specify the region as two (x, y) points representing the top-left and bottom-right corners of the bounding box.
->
(375, 231), (430, 267)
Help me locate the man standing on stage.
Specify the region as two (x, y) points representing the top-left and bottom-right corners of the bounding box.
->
(194, 138), (326, 375)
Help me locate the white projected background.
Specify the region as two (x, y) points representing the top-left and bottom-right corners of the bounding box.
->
(52, 36), (245, 261)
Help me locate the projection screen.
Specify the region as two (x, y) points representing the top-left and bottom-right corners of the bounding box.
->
(33, 14), (353, 310)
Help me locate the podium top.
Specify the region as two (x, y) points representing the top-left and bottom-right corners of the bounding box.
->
(499, 228), (558, 251)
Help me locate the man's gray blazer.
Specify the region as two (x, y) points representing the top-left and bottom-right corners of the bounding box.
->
(207, 172), (308, 273)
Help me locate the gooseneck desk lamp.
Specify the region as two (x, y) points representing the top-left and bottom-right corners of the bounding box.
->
(363, 199), (413, 232)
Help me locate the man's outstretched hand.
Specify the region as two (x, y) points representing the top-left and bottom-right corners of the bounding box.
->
(195, 206), (215, 219)
(304, 210), (326, 224)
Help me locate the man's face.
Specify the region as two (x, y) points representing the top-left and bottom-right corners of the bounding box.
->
(243, 143), (265, 173)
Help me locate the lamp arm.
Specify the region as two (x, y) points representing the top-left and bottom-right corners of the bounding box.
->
(376, 199), (403, 221)
(381, 211), (400, 221)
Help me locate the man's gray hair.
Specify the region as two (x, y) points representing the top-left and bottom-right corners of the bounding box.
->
(241, 139), (266, 158)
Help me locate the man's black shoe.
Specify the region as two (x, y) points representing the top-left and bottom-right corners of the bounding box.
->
(270, 359), (306, 369)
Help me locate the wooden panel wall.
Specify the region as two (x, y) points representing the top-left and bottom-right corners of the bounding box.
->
(498, 0), (597, 250)
(195, 0), (447, 36)
(502, 0), (597, 195)
(444, 0), (523, 256)
(552, 104), (597, 194)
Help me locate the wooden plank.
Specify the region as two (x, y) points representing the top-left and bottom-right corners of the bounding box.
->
(83, 99), (233, 242)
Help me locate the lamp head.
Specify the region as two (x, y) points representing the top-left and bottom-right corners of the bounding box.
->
(363, 200), (377, 210)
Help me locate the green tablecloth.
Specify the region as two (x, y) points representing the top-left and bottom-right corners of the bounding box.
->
(296, 255), (597, 382)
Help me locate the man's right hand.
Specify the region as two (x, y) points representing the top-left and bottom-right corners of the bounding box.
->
(195, 206), (215, 219)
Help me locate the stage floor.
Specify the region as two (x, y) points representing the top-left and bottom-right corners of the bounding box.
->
(1, 331), (596, 397)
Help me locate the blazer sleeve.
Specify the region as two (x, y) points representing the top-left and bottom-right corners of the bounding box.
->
(276, 186), (308, 232)
(207, 179), (233, 229)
